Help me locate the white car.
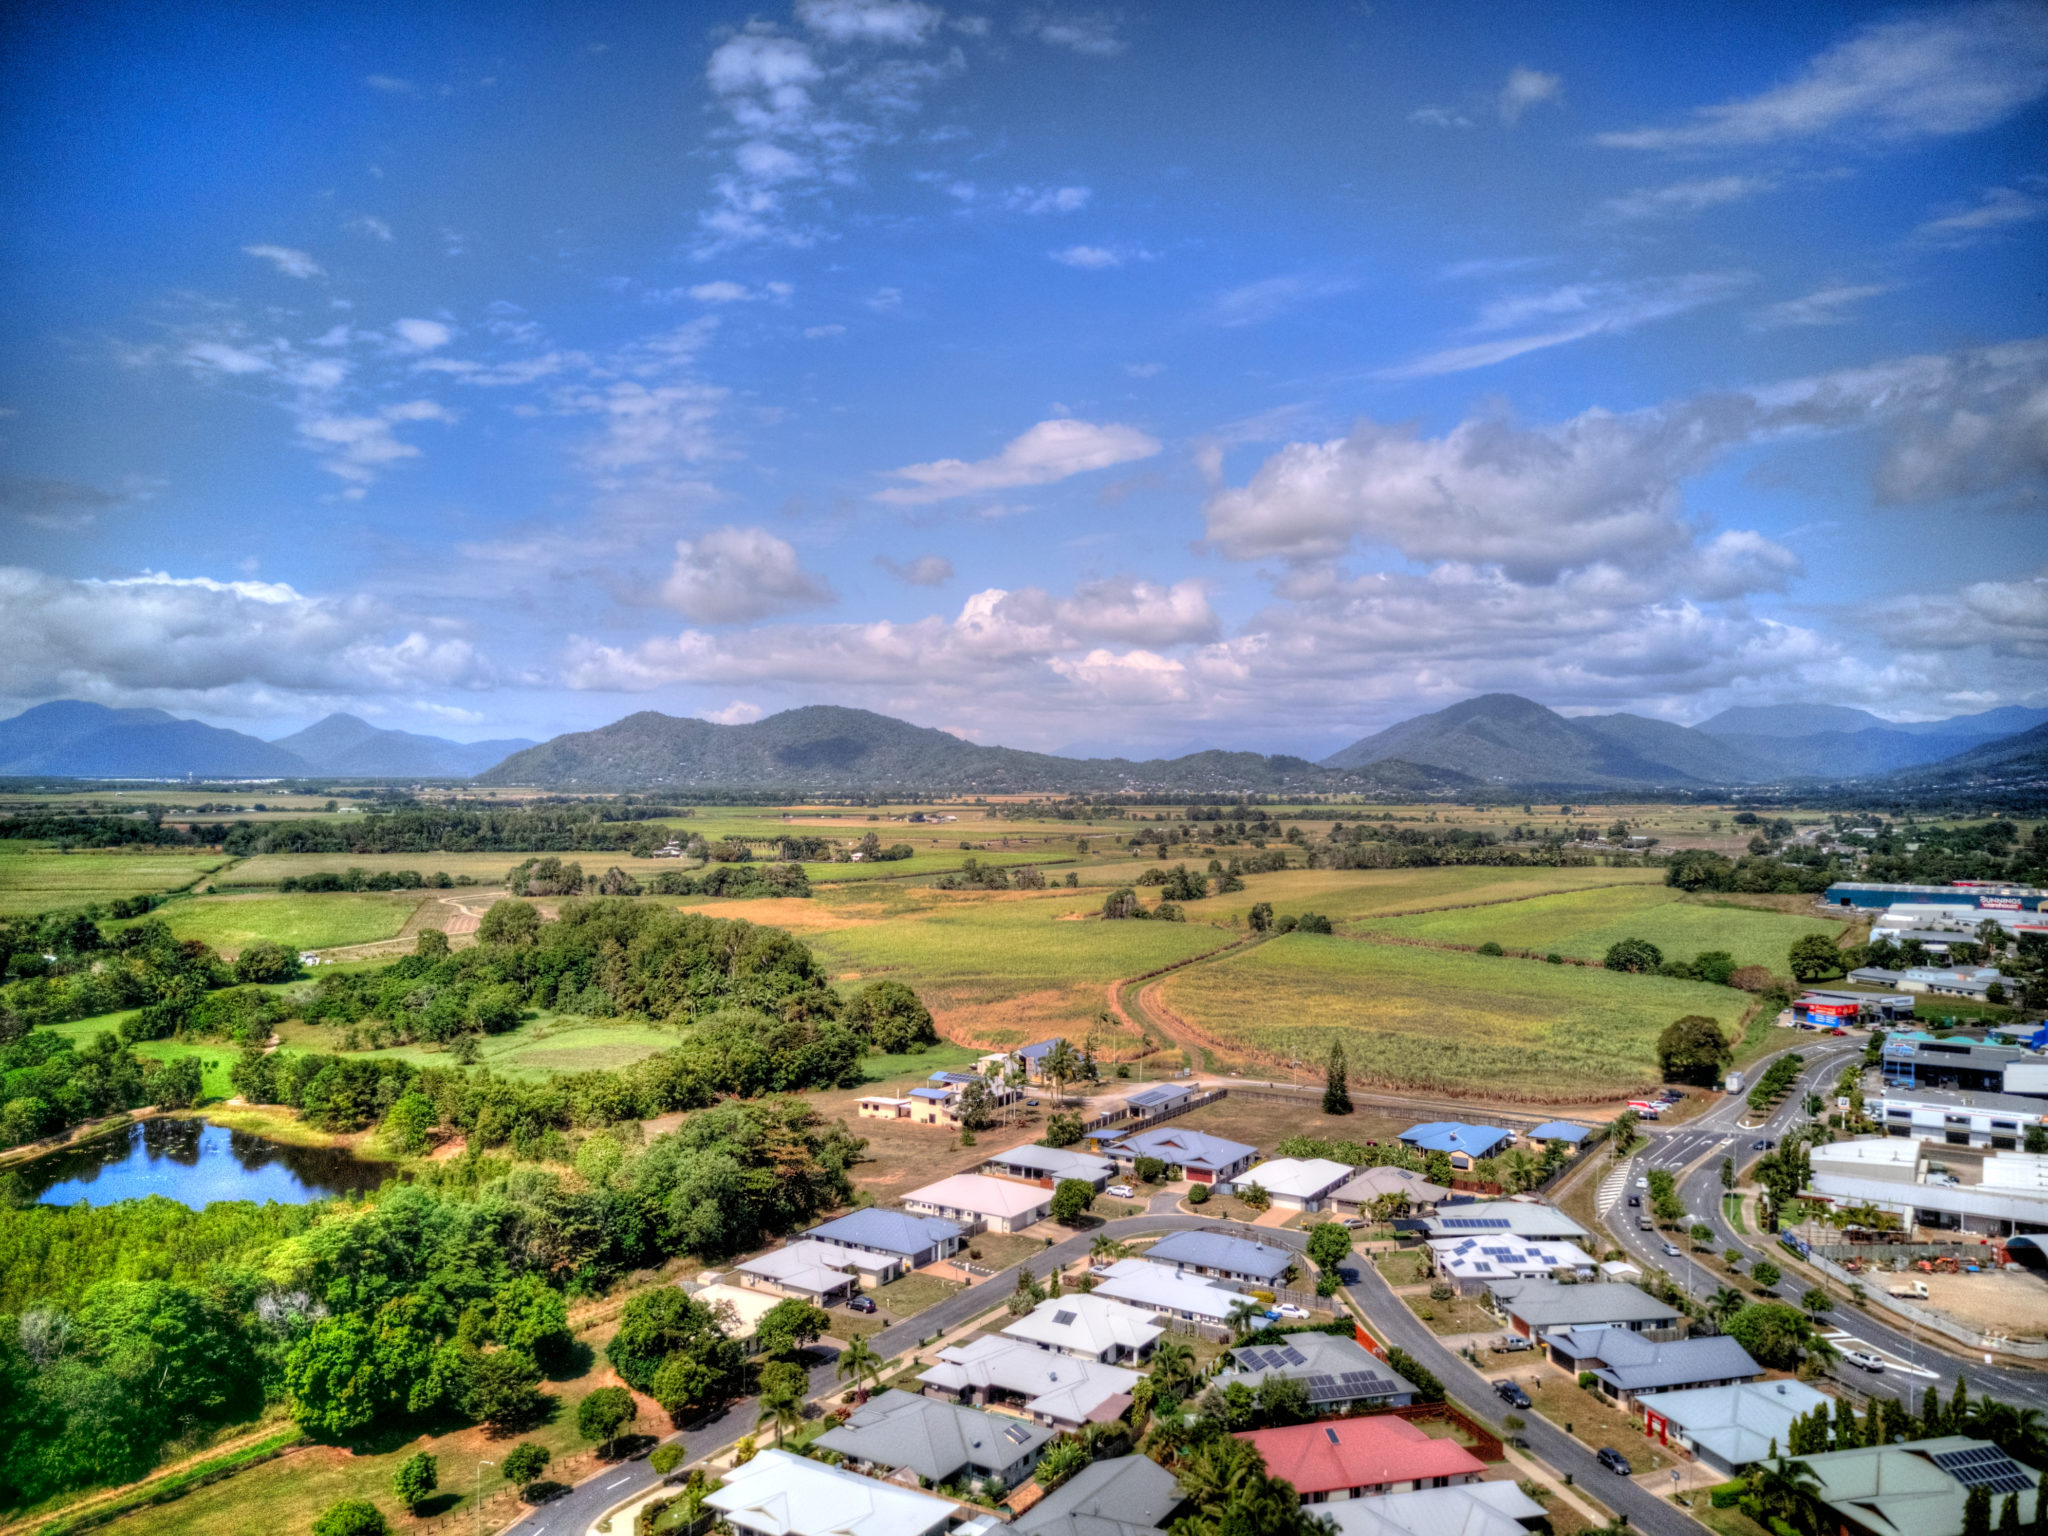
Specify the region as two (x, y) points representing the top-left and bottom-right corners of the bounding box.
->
(1661, 1243), (1682, 1258)
(1272, 1304), (1311, 1319)
(1106, 1184), (1134, 1199)
(1843, 1349), (1886, 1373)
(1635, 1177), (1648, 1188)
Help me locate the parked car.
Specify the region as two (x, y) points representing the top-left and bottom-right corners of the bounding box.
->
(1272, 1304), (1310, 1320)
(1843, 1349), (1886, 1373)
(1597, 1448), (1632, 1476)
(845, 1295), (877, 1314)
(1026, 1099), (1041, 1107)
(1661, 1243), (1683, 1258)
(1495, 1334), (1532, 1353)
(1493, 1379), (1531, 1409)
(1106, 1184), (1134, 1198)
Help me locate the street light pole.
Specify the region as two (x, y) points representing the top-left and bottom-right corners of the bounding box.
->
(477, 1461), (495, 1536)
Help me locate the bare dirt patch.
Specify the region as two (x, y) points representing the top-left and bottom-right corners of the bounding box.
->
(1913, 1269), (2048, 1340)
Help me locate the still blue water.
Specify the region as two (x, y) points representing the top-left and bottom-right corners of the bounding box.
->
(22, 1118), (393, 1207)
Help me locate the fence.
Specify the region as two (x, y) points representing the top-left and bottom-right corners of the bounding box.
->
(1808, 1241), (1996, 1264)
(1803, 1249), (2048, 1360)
(1081, 1087), (1227, 1137)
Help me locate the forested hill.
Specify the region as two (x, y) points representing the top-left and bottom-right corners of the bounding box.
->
(475, 705), (1461, 794)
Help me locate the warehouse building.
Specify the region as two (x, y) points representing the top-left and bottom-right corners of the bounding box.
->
(1875, 1085), (2048, 1150)
(1808, 1137), (2048, 1237)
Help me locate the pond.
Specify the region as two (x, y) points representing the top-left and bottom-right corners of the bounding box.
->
(18, 1118), (395, 1207)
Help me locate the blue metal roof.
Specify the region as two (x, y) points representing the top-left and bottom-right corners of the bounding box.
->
(1528, 1121), (1590, 1143)
(1145, 1229), (1291, 1279)
(1016, 1037), (1064, 1060)
(908, 1087), (952, 1101)
(808, 1208), (963, 1255)
(1399, 1121), (1513, 1155)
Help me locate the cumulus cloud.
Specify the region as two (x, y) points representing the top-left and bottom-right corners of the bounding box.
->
(1050, 244), (1149, 269)
(874, 418), (1162, 504)
(1597, 175), (1771, 221)
(0, 567), (490, 705)
(660, 526), (835, 624)
(795, 0), (943, 45)
(392, 318), (454, 352)
(242, 244), (323, 279)
(705, 699), (766, 724)
(1598, 2), (2048, 150)
(1873, 575), (2048, 656)
(1498, 66), (1562, 124)
(876, 553), (955, 586)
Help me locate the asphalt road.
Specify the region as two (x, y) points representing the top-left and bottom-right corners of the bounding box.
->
(1610, 1037), (2048, 1411)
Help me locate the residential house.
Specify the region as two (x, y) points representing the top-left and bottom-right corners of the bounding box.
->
(1541, 1327), (1761, 1408)
(1414, 1201), (1591, 1244)
(736, 1239), (874, 1302)
(815, 1389), (1052, 1491)
(805, 1209), (964, 1276)
(1795, 1437), (2040, 1536)
(1320, 1484), (1547, 1536)
(1236, 1157), (1355, 1211)
(1014, 1038), (1066, 1081)
(1329, 1166), (1449, 1218)
(706, 1448), (957, 1536)
(918, 1335), (1139, 1430)
(982, 1145), (1116, 1191)
(1091, 1259), (1247, 1327)
(1487, 1279), (1681, 1340)
(689, 1282), (786, 1355)
(1122, 1083), (1196, 1123)
(1398, 1122), (1514, 1170)
(1236, 1418), (1485, 1504)
(1635, 1380), (1831, 1477)
(1528, 1121), (1591, 1147)
(1012, 1455), (1180, 1536)
(858, 1096), (914, 1121)
(1104, 1126), (1257, 1186)
(1217, 1332), (1417, 1412)
(1002, 1294), (1162, 1364)
(1428, 1237), (1596, 1293)
(1141, 1230), (1294, 1289)
(903, 1174), (1054, 1234)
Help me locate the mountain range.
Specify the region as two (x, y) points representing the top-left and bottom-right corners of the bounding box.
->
(0, 702), (531, 780)
(4, 694), (2045, 793)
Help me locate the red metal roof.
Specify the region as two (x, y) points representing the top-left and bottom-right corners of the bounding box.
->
(1237, 1417), (1485, 1496)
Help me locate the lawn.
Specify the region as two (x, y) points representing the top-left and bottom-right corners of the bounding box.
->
(275, 1011), (683, 1079)
(0, 847), (232, 915)
(122, 892), (427, 956)
(41, 1014), (242, 1099)
(1172, 865), (1666, 932)
(1374, 1250), (1431, 1286)
(1358, 884), (1852, 974)
(873, 1271), (963, 1316)
(1523, 1373), (1679, 1478)
(1157, 934), (1751, 1100)
(223, 851), (527, 885)
(804, 848), (1078, 883)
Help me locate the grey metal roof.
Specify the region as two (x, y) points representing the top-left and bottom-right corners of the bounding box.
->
(1144, 1229), (1293, 1280)
(1879, 1084), (2048, 1115)
(1109, 1126), (1255, 1170)
(814, 1390), (1051, 1482)
(808, 1208), (963, 1255)
(1125, 1084), (1193, 1110)
(987, 1144), (1115, 1177)
(1547, 1327), (1760, 1392)
(1222, 1331), (1416, 1405)
(1489, 1280), (1679, 1330)
(1014, 1455), (1180, 1535)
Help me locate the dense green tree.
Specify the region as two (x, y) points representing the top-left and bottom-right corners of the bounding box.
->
(753, 1298), (829, 1360)
(1604, 937), (1664, 973)
(1789, 934), (1847, 983)
(1247, 902), (1273, 933)
(1726, 1302), (1829, 1370)
(1658, 1015), (1732, 1086)
(311, 1499), (388, 1536)
(578, 1385), (635, 1454)
(1321, 1039), (1351, 1115)
(843, 981), (937, 1054)
(499, 1443), (550, 1486)
(1050, 1178), (1095, 1224)
(233, 941), (301, 985)
(391, 1451), (438, 1514)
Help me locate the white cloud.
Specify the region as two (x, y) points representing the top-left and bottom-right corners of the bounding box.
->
(242, 244), (324, 279)
(868, 286), (904, 313)
(1597, 175), (1771, 221)
(795, 0), (943, 45)
(1749, 284), (1890, 330)
(297, 400), (458, 489)
(1917, 183), (2048, 243)
(1202, 274), (1355, 327)
(0, 567), (491, 705)
(1598, 2), (2048, 150)
(1027, 11), (1126, 56)
(1012, 185), (1092, 214)
(684, 279), (796, 303)
(392, 318), (455, 352)
(804, 323), (848, 338)
(705, 699), (767, 724)
(1379, 272), (1747, 379)
(1498, 66), (1562, 125)
(1873, 575), (2048, 656)
(876, 553), (955, 586)
(1125, 362), (1164, 378)
(660, 525), (835, 624)
(363, 74), (417, 94)
(348, 215), (394, 241)
(1051, 244), (1135, 269)
(874, 417), (1162, 504)
(1409, 105), (1474, 130)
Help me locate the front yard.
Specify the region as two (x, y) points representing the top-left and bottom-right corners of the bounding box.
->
(1520, 1374), (1679, 1478)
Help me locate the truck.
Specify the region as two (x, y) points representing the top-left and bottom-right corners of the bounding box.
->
(1888, 1280), (1929, 1300)
(1725, 1070), (1744, 1094)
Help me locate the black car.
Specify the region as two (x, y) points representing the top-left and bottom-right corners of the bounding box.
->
(845, 1294), (877, 1314)
(1626, 1195), (1640, 1207)
(1596, 1447), (1632, 1476)
(1492, 1379), (1531, 1409)
(1751, 1139), (1767, 1150)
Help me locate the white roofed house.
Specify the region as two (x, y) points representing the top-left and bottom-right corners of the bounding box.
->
(1140, 1230), (1295, 1289)
(980, 1144), (1116, 1191)
(1090, 1259), (1248, 1327)
(1003, 1293), (1162, 1364)
(707, 1449), (958, 1536)
(917, 1336), (1139, 1430)
(902, 1174), (1054, 1234)
(1428, 1236), (1595, 1294)
(735, 1239), (875, 1302)
(1234, 1157), (1355, 1211)
(814, 1388), (1053, 1492)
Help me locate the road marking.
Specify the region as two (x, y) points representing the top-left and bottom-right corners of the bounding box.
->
(606, 1475), (633, 1489)
(1823, 1331), (1939, 1378)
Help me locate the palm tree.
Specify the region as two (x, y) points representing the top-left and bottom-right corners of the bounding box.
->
(835, 1335), (883, 1404)
(1708, 1286), (1745, 1327)
(756, 1371), (807, 1447)
(1042, 1038), (1081, 1104)
(1225, 1296), (1267, 1342)
(1746, 1455), (1825, 1536)
(1501, 1149), (1537, 1193)
(1969, 1400), (2048, 1468)
(1175, 1435), (1264, 1519)
(1148, 1338), (1199, 1400)
(1090, 1234), (1128, 1263)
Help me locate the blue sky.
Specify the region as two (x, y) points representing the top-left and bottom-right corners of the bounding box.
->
(2, 0), (2044, 757)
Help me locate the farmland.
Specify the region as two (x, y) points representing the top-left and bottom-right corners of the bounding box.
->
(0, 847), (231, 914)
(1155, 933), (1752, 1101)
(1357, 882), (1854, 970)
(1171, 864), (1664, 928)
(128, 891), (427, 956)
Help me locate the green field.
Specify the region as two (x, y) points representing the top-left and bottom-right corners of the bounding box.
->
(223, 850), (526, 885)
(0, 847), (232, 915)
(132, 892), (425, 955)
(803, 847), (1075, 883)
(278, 1009), (684, 1079)
(1357, 883), (1851, 971)
(1158, 933), (1752, 1100)
(41, 1014), (242, 1099)
(1172, 864), (1664, 926)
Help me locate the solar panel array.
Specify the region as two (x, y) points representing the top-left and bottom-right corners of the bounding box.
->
(1301, 1370), (1400, 1402)
(1932, 1447), (2036, 1496)
(1437, 1217), (1510, 1230)
(1053, 1310), (1077, 1327)
(1233, 1345), (1308, 1371)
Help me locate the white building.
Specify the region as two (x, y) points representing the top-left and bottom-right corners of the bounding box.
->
(902, 1174), (1054, 1234)
(917, 1335), (1138, 1430)
(1091, 1259), (1249, 1326)
(735, 1239), (882, 1302)
(1428, 1236), (1595, 1293)
(1319, 1483), (1547, 1536)
(706, 1449), (957, 1536)
(1002, 1293), (1162, 1363)
(1235, 1157), (1354, 1211)
(1875, 1085), (2048, 1151)
(1809, 1136), (2048, 1238)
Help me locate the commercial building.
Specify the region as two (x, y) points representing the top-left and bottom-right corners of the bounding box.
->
(1319, 1485), (1547, 1536)
(706, 1449), (958, 1536)
(1329, 1166), (1450, 1217)
(1540, 1328), (1761, 1408)
(1235, 1157), (1355, 1211)
(917, 1336), (1138, 1430)
(1636, 1380), (1831, 1477)
(1487, 1278), (1681, 1340)
(1875, 1085), (2048, 1151)
(1795, 990), (1915, 1028)
(1794, 1437), (2041, 1536)
(1809, 1137), (2048, 1237)
(1091, 1259), (1246, 1326)
(1398, 1122), (1514, 1169)
(981, 1145), (1116, 1190)
(1141, 1230), (1295, 1288)
(815, 1389), (1052, 1491)
(1236, 1417), (1485, 1504)
(1428, 1236), (1596, 1292)
(1002, 1294), (1162, 1364)
(1217, 1332), (1417, 1412)
(1883, 1037), (2028, 1093)
(805, 1209), (965, 1274)
(1104, 1126), (1257, 1186)
(1853, 966), (2013, 1002)
(1011, 1455), (1179, 1536)
(1823, 882), (2046, 912)
(902, 1174), (1054, 1234)
(736, 1238), (884, 1301)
